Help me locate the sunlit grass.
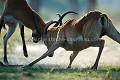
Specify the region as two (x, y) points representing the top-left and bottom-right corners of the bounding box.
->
(0, 66), (120, 80)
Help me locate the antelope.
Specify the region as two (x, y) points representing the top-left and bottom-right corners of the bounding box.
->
(0, 0), (78, 65)
(26, 11), (120, 69)
(0, 0), (43, 65)
(0, 0), (6, 15)
(0, 0), (6, 3)
(0, 15), (28, 59)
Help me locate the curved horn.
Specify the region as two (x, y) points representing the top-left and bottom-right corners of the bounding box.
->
(56, 13), (62, 25)
(54, 11), (79, 27)
(56, 13), (62, 18)
(44, 21), (58, 34)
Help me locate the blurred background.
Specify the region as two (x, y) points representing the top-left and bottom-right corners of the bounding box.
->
(0, 0), (120, 68)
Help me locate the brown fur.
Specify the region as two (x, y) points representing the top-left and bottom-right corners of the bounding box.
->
(45, 11), (104, 51)
(2, 0), (45, 30)
(0, 0), (46, 65)
(0, 0), (6, 4)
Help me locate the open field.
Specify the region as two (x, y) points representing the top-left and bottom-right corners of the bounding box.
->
(2, 42), (120, 68)
(0, 42), (120, 80)
(0, 66), (120, 80)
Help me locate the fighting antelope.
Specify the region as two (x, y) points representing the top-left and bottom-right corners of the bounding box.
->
(26, 11), (120, 69)
(0, 0), (43, 65)
(0, 0), (78, 65)
(0, 0), (6, 15)
(0, 0), (6, 3)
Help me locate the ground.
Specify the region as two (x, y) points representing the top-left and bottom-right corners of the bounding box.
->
(2, 40), (120, 69)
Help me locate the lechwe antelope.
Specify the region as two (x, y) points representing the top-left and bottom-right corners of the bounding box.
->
(0, 0), (6, 14)
(0, 0), (44, 65)
(0, 0), (6, 3)
(0, 16), (28, 61)
(0, 0), (78, 65)
(26, 11), (120, 69)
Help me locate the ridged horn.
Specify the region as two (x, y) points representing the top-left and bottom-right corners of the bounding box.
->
(54, 11), (79, 27)
(44, 21), (58, 34)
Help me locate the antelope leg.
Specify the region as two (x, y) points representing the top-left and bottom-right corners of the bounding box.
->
(67, 51), (79, 69)
(25, 41), (64, 67)
(19, 24), (28, 57)
(3, 23), (17, 65)
(86, 39), (105, 69)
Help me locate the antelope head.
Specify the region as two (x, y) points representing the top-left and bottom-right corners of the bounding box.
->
(32, 11), (78, 43)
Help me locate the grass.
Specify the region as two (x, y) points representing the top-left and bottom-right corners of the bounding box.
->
(0, 66), (120, 80)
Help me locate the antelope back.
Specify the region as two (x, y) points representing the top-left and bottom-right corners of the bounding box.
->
(82, 11), (103, 39)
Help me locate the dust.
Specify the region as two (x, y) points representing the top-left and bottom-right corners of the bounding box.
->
(4, 43), (120, 68)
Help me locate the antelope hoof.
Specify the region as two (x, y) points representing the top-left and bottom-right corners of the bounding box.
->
(24, 52), (28, 58)
(0, 62), (5, 66)
(48, 54), (53, 57)
(23, 65), (31, 68)
(23, 63), (35, 68)
(67, 66), (71, 69)
(48, 52), (54, 57)
(3, 60), (9, 66)
(91, 66), (97, 70)
(23, 48), (28, 57)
